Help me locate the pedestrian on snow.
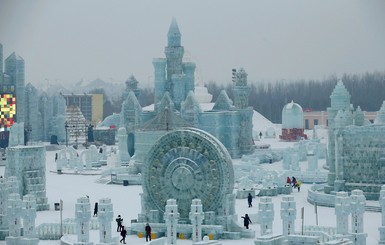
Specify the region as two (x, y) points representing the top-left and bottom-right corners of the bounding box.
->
(286, 176), (291, 186)
(55, 153), (58, 162)
(297, 179), (302, 192)
(120, 226), (127, 244)
(93, 202), (98, 217)
(116, 215), (123, 232)
(292, 176), (297, 188)
(145, 223), (152, 242)
(247, 193), (253, 208)
(241, 214), (252, 229)
(259, 132), (262, 139)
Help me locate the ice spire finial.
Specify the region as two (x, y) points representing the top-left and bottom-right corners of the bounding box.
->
(168, 17), (181, 47)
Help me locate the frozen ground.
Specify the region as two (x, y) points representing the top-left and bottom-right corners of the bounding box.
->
(0, 131), (382, 245)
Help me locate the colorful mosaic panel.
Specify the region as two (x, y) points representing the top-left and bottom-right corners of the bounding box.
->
(0, 94), (16, 130)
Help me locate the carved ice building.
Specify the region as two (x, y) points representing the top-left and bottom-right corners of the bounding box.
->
(324, 80), (385, 200)
(118, 18), (254, 160)
(279, 100), (307, 141)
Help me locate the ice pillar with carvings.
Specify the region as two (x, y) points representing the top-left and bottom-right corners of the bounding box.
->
(259, 197), (274, 236)
(280, 195), (296, 236)
(6, 176), (19, 195)
(350, 190), (367, 245)
(164, 199), (179, 244)
(335, 192), (350, 236)
(98, 198), (114, 244)
(189, 199), (204, 242)
(117, 127), (130, 165)
(291, 152), (300, 171)
(7, 193), (22, 238)
(75, 197), (92, 245)
(22, 194), (39, 244)
(379, 185), (385, 244)
(0, 177), (7, 240)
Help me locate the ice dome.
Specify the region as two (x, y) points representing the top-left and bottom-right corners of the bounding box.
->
(282, 100), (304, 129)
(97, 113), (120, 128)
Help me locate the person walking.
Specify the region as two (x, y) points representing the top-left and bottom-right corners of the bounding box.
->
(120, 226), (127, 244)
(292, 176), (297, 188)
(297, 179), (302, 192)
(93, 202), (98, 217)
(116, 215), (123, 232)
(247, 193), (253, 208)
(241, 214), (252, 229)
(286, 176), (291, 186)
(145, 223), (152, 242)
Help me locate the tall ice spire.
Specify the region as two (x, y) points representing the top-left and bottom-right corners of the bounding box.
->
(168, 17), (181, 47)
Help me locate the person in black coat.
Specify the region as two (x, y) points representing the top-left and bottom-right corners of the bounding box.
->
(120, 226), (127, 244)
(145, 223), (152, 242)
(93, 202), (98, 217)
(241, 214), (252, 229)
(247, 193), (253, 207)
(116, 215), (123, 232)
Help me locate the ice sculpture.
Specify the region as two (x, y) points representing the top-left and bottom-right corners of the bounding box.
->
(350, 190), (367, 244)
(335, 192), (350, 236)
(103, 18), (254, 159)
(280, 100), (307, 141)
(280, 195), (296, 237)
(97, 198), (114, 244)
(258, 197), (274, 236)
(189, 199), (204, 242)
(164, 199), (179, 245)
(8, 122), (24, 147)
(117, 127), (130, 165)
(5, 146), (49, 210)
(75, 197), (91, 244)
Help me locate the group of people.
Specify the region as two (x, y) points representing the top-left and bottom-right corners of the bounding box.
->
(286, 176), (302, 192)
(116, 215), (152, 243)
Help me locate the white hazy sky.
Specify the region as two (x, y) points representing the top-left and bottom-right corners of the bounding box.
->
(1, 0), (385, 87)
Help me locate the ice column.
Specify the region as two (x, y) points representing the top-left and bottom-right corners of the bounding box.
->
(189, 199), (204, 242)
(98, 198), (113, 244)
(282, 150), (291, 170)
(164, 199), (179, 244)
(350, 190), (367, 245)
(307, 151), (318, 172)
(335, 192), (350, 235)
(0, 177), (7, 240)
(117, 127), (130, 165)
(280, 195), (296, 236)
(75, 197), (92, 244)
(22, 194), (39, 244)
(291, 152), (300, 171)
(259, 197), (274, 236)
(379, 185), (385, 244)
(7, 193), (22, 237)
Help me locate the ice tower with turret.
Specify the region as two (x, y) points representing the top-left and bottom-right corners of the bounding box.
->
(118, 18), (254, 159)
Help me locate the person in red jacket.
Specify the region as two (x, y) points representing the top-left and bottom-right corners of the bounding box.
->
(145, 223), (152, 242)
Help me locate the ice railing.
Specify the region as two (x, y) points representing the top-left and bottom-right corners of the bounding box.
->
(301, 225), (336, 242)
(35, 218), (99, 240)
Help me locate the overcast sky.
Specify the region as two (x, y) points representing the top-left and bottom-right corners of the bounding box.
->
(1, 0), (385, 87)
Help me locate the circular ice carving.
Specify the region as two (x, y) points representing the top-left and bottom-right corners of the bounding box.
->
(143, 128), (234, 220)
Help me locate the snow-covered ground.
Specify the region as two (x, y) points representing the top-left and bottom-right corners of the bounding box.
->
(0, 117), (382, 244)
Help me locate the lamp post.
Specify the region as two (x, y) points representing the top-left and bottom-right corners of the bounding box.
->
(84, 123), (89, 149)
(65, 121), (69, 147)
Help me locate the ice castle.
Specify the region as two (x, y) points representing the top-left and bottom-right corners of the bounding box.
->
(323, 81), (385, 200)
(116, 18), (254, 160)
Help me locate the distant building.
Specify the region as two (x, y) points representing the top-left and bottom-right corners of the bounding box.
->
(303, 110), (376, 129)
(61, 93), (103, 125)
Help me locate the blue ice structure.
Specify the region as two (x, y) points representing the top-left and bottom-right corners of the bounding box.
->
(4, 124), (49, 211)
(280, 100), (307, 141)
(131, 128), (255, 239)
(115, 18), (254, 160)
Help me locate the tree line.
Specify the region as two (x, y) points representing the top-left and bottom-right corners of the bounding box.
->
(206, 71), (385, 123)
